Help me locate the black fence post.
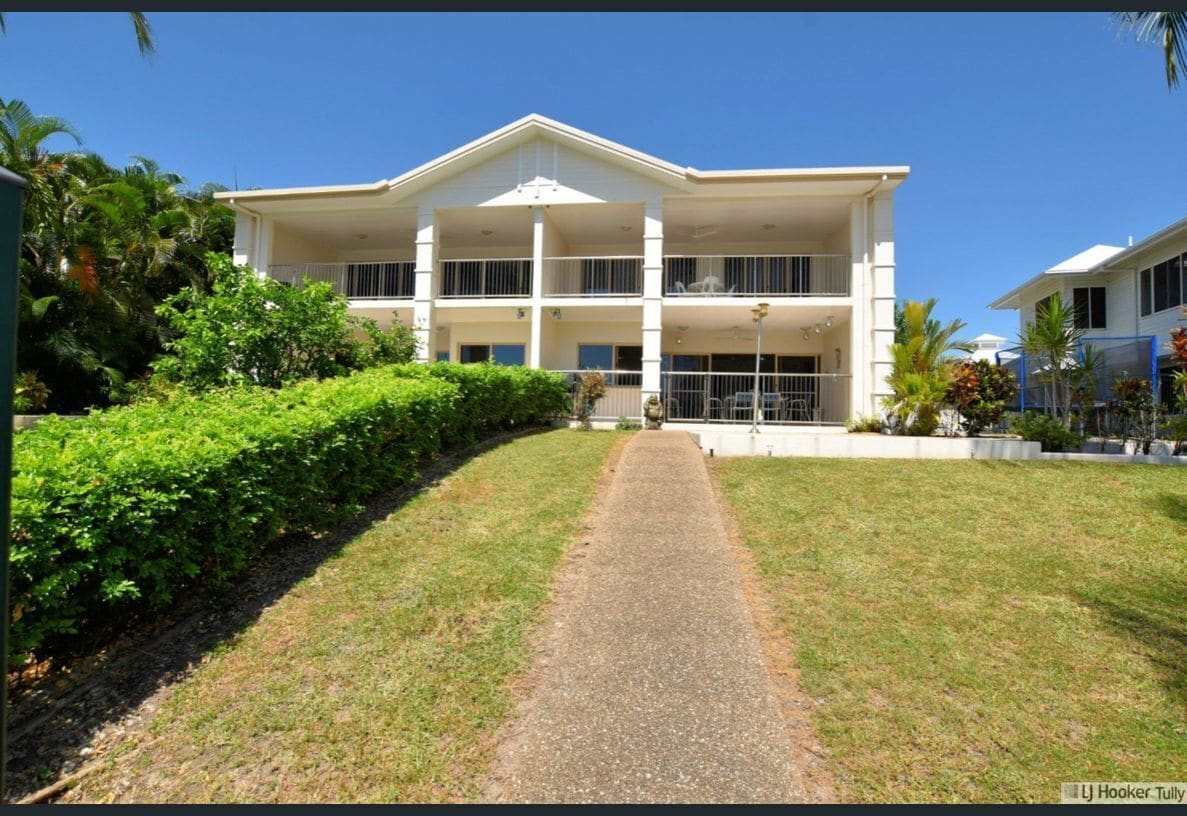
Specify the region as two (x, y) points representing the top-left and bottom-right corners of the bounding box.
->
(0, 166), (28, 801)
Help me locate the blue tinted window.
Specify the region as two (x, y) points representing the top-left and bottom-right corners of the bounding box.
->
(491, 344), (526, 366)
(578, 344), (614, 370)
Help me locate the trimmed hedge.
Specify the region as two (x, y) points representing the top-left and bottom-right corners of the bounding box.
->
(10, 364), (568, 658)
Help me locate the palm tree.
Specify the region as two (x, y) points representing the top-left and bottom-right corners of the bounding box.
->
(1019, 293), (1085, 428)
(882, 298), (971, 434)
(1115, 12), (1187, 89)
(0, 12), (154, 55)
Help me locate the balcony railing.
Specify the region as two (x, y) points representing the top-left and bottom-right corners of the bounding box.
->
(438, 258), (532, 298)
(663, 255), (850, 297)
(543, 257), (643, 296)
(269, 261), (415, 299)
(660, 371), (850, 425)
(552, 370), (643, 420)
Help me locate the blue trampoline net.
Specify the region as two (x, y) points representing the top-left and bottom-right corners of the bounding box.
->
(997, 336), (1158, 412)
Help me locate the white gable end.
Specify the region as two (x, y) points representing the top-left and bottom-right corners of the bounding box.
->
(406, 138), (682, 209)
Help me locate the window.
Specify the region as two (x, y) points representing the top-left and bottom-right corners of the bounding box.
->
(578, 343), (641, 385)
(1139, 252), (1187, 316)
(1034, 293), (1055, 318)
(458, 343), (526, 366)
(1072, 287), (1107, 330)
(435, 351), (450, 363)
(1155, 261), (1171, 313)
(459, 344), (490, 364)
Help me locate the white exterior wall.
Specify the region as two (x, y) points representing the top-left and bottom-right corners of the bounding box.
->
(1132, 234), (1187, 350)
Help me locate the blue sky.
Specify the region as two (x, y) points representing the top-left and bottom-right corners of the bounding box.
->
(2, 12), (1185, 339)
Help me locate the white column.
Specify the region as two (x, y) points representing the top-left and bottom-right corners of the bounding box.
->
(848, 201), (868, 419)
(529, 209), (544, 369)
(870, 193), (897, 415)
(642, 199), (664, 408)
(413, 206), (437, 364)
(254, 216), (274, 280)
(232, 211), (254, 268)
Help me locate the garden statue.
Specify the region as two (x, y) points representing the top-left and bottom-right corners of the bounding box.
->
(643, 395), (664, 430)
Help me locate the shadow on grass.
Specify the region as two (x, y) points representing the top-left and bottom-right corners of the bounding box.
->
(1151, 491), (1187, 526)
(5, 427), (553, 802)
(1071, 576), (1187, 711)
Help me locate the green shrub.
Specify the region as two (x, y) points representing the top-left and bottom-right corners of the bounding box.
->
(9, 363), (568, 660)
(154, 253), (419, 390)
(1011, 411), (1085, 452)
(615, 416), (642, 431)
(845, 414), (886, 434)
(389, 363), (569, 445)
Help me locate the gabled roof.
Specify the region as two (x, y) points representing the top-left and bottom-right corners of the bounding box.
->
(988, 243), (1124, 310)
(970, 333), (1006, 343)
(215, 113), (909, 205)
(1093, 214), (1187, 272)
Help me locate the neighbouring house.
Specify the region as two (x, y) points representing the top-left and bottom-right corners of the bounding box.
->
(215, 114), (907, 426)
(989, 216), (1187, 409)
(964, 333), (1010, 363)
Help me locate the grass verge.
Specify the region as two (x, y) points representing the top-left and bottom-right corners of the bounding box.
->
(713, 458), (1186, 803)
(66, 429), (624, 803)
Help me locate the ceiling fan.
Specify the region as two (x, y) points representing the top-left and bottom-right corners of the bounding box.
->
(711, 325), (755, 341)
(668, 223), (719, 241)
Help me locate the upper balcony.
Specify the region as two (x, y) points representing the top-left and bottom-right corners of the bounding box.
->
(662, 254), (850, 297)
(259, 196), (857, 303)
(269, 261), (415, 300)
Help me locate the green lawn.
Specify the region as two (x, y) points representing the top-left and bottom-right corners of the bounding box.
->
(69, 430), (624, 804)
(714, 458), (1187, 804)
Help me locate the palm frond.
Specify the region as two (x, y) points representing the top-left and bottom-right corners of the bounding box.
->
(130, 12), (155, 56)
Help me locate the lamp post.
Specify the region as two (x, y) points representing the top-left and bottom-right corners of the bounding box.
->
(749, 302), (769, 433)
(0, 166), (27, 801)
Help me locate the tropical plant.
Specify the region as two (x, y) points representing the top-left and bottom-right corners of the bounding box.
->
(0, 12), (154, 55)
(12, 371), (50, 414)
(5, 98), (234, 411)
(1018, 293), (1085, 429)
(1111, 376), (1160, 454)
(882, 298), (971, 435)
(1114, 12), (1187, 89)
(574, 370), (606, 430)
(1160, 414), (1187, 455)
(946, 359), (1018, 436)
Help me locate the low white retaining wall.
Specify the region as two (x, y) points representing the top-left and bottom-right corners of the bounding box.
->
(692, 431), (1043, 460)
(1039, 450), (1187, 466)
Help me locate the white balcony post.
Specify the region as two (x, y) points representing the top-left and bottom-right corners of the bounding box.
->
(870, 193), (896, 415)
(848, 201), (868, 418)
(232, 211), (253, 268)
(254, 216), (274, 281)
(642, 199), (663, 405)
(529, 209), (544, 369)
(413, 206), (437, 363)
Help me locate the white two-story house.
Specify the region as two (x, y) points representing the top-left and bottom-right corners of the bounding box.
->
(215, 115), (906, 425)
(989, 215), (1187, 407)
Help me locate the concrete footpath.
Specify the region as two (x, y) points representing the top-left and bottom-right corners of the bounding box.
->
(483, 431), (817, 804)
